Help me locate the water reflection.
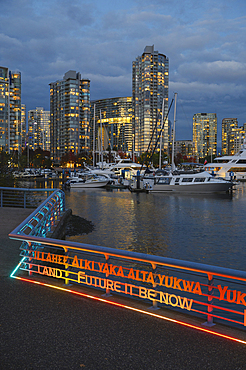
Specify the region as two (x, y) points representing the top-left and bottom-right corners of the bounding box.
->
(65, 183), (246, 271)
(16, 179), (62, 189)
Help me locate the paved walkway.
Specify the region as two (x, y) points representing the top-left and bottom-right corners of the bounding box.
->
(0, 207), (246, 369)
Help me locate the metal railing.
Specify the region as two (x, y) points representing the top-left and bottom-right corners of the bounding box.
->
(8, 188), (246, 330)
(0, 187), (56, 208)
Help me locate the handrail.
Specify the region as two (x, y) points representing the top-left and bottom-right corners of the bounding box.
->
(0, 187), (57, 208)
(8, 233), (246, 282)
(0, 187), (55, 191)
(8, 187), (246, 330)
(10, 189), (65, 236)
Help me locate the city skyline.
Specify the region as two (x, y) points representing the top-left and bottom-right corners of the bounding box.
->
(1, 0), (246, 145)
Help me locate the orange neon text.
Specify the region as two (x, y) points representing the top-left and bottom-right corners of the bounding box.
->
(78, 272), (194, 311)
(33, 252), (202, 295)
(32, 253), (246, 307)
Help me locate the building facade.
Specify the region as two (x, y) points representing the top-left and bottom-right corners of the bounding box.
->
(230, 127), (245, 154)
(21, 104), (26, 150)
(50, 70), (90, 163)
(132, 45), (169, 155)
(174, 140), (194, 159)
(221, 118), (238, 155)
(0, 67), (21, 153)
(221, 118), (246, 155)
(193, 113), (217, 159)
(27, 107), (50, 151)
(90, 97), (132, 155)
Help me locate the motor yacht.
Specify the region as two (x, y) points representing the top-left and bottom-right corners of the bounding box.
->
(130, 170), (234, 193)
(68, 173), (109, 188)
(204, 141), (246, 181)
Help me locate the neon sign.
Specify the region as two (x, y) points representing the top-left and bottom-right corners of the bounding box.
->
(23, 251), (246, 313)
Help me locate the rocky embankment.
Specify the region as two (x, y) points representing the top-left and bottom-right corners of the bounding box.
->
(65, 214), (94, 237)
(50, 209), (94, 239)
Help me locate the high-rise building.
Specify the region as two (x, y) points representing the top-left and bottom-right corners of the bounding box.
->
(0, 67), (9, 151)
(27, 107), (50, 151)
(193, 113), (217, 159)
(50, 70), (90, 163)
(132, 45), (169, 155)
(222, 118), (238, 155)
(0, 67), (21, 153)
(230, 127), (245, 154)
(21, 104), (26, 150)
(90, 97), (132, 155)
(174, 140), (194, 159)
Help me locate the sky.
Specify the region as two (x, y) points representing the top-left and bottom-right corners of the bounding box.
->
(1, 0), (246, 145)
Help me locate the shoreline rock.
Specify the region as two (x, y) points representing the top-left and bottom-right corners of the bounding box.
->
(50, 209), (94, 240)
(65, 214), (94, 237)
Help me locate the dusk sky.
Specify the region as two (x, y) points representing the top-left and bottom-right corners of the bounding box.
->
(1, 0), (246, 144)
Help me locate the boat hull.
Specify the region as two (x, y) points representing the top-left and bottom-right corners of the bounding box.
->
(151, 182), (232, 193)
(70, 180), (108, 188)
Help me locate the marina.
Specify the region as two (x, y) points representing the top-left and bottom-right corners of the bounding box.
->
(4, 184), (246, 334)
(2, 181), (246, 369)
(12, 175), (246, 274)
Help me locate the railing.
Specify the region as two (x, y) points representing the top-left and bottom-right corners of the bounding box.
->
(7, 189), (65, 241)
(0, 187), (56, 208)
(9, 188), (246, 331)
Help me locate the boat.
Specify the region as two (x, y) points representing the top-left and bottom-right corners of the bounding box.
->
(130, 93), (234, 194)
(105, 183), (128, 190)
(68, 174), (109, 188)
(90, 157), (146, 178)
(141, 170), (234, 193)
(82, 158), (146, 189)
(204, 140), (246, 181)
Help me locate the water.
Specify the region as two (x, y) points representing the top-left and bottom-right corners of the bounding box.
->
(65, 183), (246, 272)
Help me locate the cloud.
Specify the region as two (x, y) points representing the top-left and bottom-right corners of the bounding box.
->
(176, 61), (246, 85)
(0, 0), (245, 147)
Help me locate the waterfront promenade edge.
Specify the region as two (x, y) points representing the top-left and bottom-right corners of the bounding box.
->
(1, 207), (246, 369)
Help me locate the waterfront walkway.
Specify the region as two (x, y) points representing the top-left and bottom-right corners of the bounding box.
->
(0, 208), (246, 369)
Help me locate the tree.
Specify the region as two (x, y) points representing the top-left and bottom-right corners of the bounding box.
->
(137, 151), (168, 168)
(60, 150), (76, 167)
(76, 151), (92, 166)
(0, 149), (11, 174)
(0, 149), (14, 186)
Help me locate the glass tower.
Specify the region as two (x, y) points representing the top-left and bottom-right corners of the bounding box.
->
(193, 113), (217, 159)
(0, 67), (21, 153)
(0, 67), (9, 151)
(28, 107), (50, 151)
(21, 104), (26, 151)
(222, 118), (238, 155)
(90, 97), (132, 155)
(50, 70), (90, 163)
(132, 45), (169, 155)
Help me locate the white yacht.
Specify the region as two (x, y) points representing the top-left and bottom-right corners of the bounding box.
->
(130, 170), (234, 193)
(96, 158), (146, 177)
(130, 170), (234, 194)
(204, 141), (246, 181)
(68, 173), (109, 188)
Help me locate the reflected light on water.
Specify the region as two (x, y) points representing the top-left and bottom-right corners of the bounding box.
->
(65, 184), (246, 271)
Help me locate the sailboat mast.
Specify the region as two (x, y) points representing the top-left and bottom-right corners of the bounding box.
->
(100, 109), (103, 169)
(93, 104), (95, 168)
(171, 93), (177, 172)
(159, 98), (165, 169)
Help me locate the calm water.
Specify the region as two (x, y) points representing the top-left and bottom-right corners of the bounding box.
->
(64, 183), (246, 272)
